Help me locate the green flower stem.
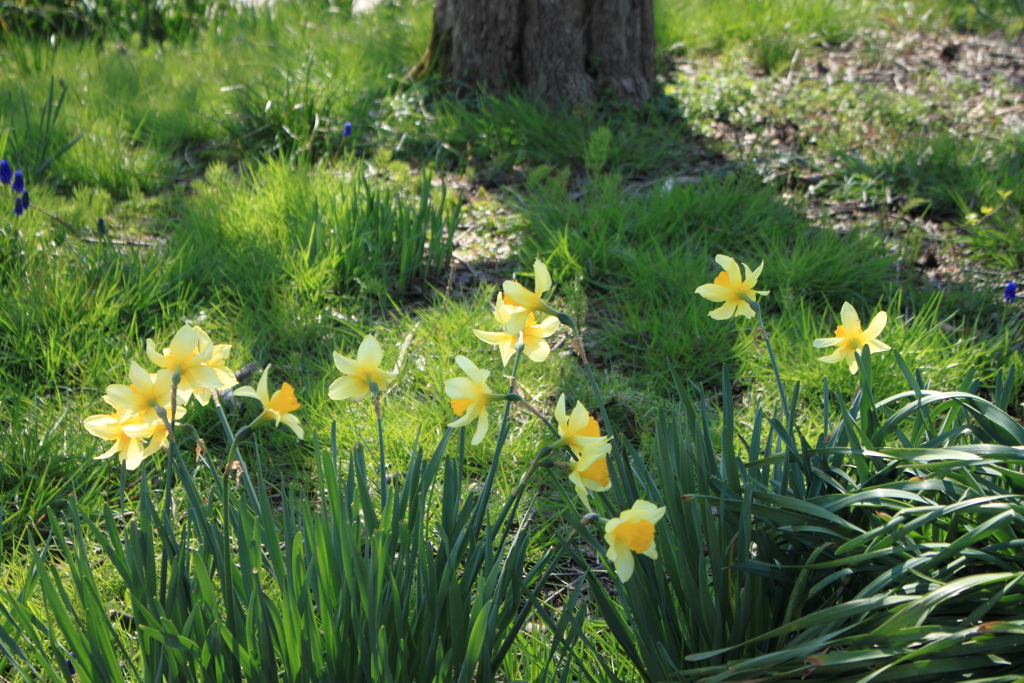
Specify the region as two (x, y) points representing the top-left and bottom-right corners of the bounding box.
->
(370, 381), (387, 506)
(469, 343), (525, 532)
(499, 393), (560, 438)
(225, 426), (252, 466)
(495, 444), (552, 524)
(746, 296), (790, 421)
(211, 389), (235, 443)
(169, 371), (181, 443)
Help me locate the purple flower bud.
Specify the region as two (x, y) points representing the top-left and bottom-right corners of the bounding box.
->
(65, 658), (76, 675)
(12, 170), (24, 194)
(0, 159), (11, 185)
(342, 121), (352, 137)
(97, 217), (106, 235)
(13, 197), (23, 216)
(21, 191), (29, 209)
(1005, 281), (1017, 303)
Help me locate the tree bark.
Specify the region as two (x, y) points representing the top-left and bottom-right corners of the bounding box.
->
(411, 0), (656, 106)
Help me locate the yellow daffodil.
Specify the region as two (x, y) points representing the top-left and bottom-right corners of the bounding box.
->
(813, 302), (890, 374)
(568, 449), (612, 511)
(604, 500), (667, 582)
(553, 394), (609, 456)
(474, 293), (560, 365)
(105, 362), (176, 424)
(502, 259), (559, 334)
(328, 334), (397, 402)
(694, 254), (769, 320)
(444, 355), (503, 445)
(146, 324), (224, 404)
(235, 365), (304, 439)
(190, 326), (238, 405)
(85, 407), (182, 470)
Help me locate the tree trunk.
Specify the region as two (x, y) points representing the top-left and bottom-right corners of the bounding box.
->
(411, 0), (656, 106)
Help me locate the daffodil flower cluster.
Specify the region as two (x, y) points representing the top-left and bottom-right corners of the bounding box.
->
(453, 259), (664, 583)
(84, 259), (671, 584)
(85, 325), (240, 470)
(696, 254), (892, 374)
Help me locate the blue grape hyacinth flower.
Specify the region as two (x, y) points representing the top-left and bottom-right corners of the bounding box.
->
(21, 191), (29, 209)
(343, 121), (352, 137)
(0, 159), (11, 185)
(97, 217), (106, 235)
(12, 170), (24, 194)
(13, 196), (24, 216)
(1005, 282), (1017, 303)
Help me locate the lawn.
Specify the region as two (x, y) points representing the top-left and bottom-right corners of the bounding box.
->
(1, 0), (1024, 680)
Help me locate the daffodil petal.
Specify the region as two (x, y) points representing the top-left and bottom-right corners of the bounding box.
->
(357, 335), (384, 368)
(124, 438), (145, 470)
(863, 311), (888, 339)
(474, 329), (513, 346)
(555, 394), (568, 427)
(734, 301), (756, 319)
(186, 364), (223, 389)
(533, 259), (552, 295)
(748, 260), (765, 286)
(612, 542), (635, 582)
(503, 309), (531, 335)
(256, 366), (271, 404)
(493, 293), (512, 324)
(281, 413), (304, 440)
(454, 356), (486, 384)
(448, 408), (477, 429)
(328, 376), (367, 401)
(471, 408), (489, 445)
(631, 500), (666, 524)
(168, 325), (200, 360)
(694, 283), (730, 302)
(847, 354), (860, 374)
(104, 385), (139, 411)
(708, 302), (738, 320)
(840, 302), (861, 334)
(568, 402), (591, 433)
(536, 315), (560, 336)
(716, 254), (742, 285)
(866, 338), (891, 353)
(234, 386), (260, 399)
(525, 339), (551, 363)
(444, 376), (478, 400)
(333, 351), (358, 375)
(146, 339), (169, 368)
(572, 479), (593, 511)
(817, 349), (847, 364)
(812, 336), (843, 348)
(498, 340), (516, 367)
(95, 441), (120, 460)
(128, 361), (151, 390)
(503, 281), (537, 308)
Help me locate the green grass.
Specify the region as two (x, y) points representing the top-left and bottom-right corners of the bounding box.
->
(1, 0), (1024, 679)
